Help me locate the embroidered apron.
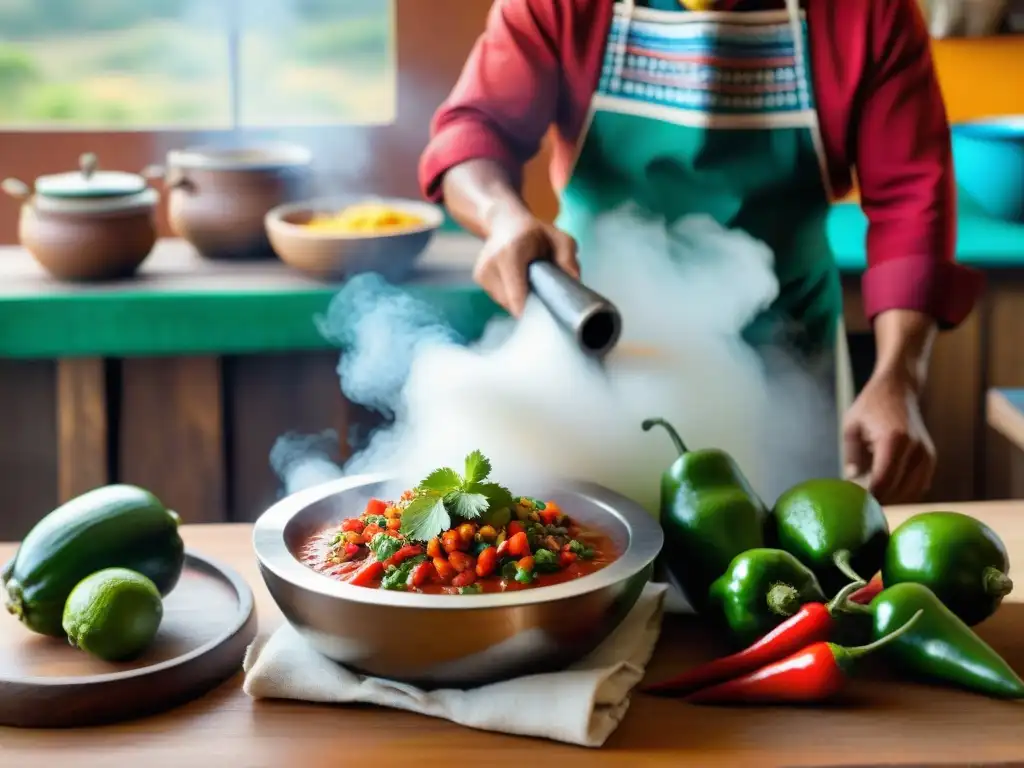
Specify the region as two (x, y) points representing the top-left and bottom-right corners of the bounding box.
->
(556, 0), (854, 493)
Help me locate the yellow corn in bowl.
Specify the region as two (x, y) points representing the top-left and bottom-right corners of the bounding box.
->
(266, 197), (444, 281)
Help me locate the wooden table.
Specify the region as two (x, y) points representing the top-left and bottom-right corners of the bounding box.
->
(4, 504), (1024, 767)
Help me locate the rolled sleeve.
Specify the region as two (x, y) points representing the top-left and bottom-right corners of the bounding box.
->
(862, 256), (984, 329)
(854, 0), (983, 329)
(418, 0), (561, 202)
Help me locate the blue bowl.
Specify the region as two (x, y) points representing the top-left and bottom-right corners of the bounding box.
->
(952, 117), (1024, 223)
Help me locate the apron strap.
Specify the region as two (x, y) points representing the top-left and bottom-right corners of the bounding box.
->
(784, 0), (834, 202)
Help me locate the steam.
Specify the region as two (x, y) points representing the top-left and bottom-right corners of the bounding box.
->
(271, 209), (838, 513)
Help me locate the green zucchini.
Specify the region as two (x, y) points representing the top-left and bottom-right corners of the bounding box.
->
(3, 484), (184, 637)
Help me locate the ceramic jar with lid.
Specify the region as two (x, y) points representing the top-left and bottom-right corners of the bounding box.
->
(2, 153), (160, 281)
(153, 143), (313, 261)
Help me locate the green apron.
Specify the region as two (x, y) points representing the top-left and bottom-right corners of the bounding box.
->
(555, 0), (853, 483)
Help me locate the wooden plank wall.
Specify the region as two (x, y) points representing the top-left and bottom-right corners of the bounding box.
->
(0, 279), (1017, 542)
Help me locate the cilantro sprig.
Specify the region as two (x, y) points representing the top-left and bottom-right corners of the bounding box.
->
(399, 451), (515, 542)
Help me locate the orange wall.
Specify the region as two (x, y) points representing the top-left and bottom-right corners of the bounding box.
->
(933, 37), (1024, 121)
(840, 36), (1023, 203)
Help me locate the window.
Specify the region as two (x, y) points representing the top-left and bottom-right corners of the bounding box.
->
(0, 0), (395, 130)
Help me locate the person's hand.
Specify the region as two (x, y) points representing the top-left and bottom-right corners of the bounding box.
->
(842, 369), (936, 505)
(474, 205), (580, 316)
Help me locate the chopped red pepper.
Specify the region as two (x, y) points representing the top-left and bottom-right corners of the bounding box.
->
(476, 546), (498, 577)
(452, 570), (477, 588)
(364, 498), (388, 517)
(507, 531), (530, 557)
(343, 542), (361, 558)
(433, 557), (455, 583)
(849, 573), (884, 605)
(685, 610), (923, 705)
(507, 521), (526, 537)
(558, 550), (578, 568)
(448, 551), (475, 573)
(341, 518), (365, 534)
(644, 580), (866, 696)
(409, 561), (436, 588)
(384, 544), (423, 569)
(348, 559), (385, 588)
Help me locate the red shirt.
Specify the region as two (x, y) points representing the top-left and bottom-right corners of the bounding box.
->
(419, 0), (983, 328)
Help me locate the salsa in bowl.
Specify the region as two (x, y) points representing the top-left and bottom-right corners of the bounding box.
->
(300, 490), (618, 595)
(252, 453), (663, 687)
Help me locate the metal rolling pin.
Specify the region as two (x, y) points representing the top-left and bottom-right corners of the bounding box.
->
(526, 260), (623, 360)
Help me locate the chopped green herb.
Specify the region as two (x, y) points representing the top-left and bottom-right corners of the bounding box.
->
(567, 539), (595, 559)
(363, 514), (387, 527)
(329, 531), (344, 546)
(523, 497), (547, 510)
(368, 532), (403, 563)
(399, 451), (516, 542)
(458, 583), (483, 595)
(514, 566), (534, 584)
(380, 555), (427, 591)
(533, 548), (560, 573)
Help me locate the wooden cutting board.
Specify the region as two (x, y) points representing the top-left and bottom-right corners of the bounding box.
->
(0, 550), (257, 728)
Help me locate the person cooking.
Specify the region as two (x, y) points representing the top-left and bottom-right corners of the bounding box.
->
(418, 0), (983, 505)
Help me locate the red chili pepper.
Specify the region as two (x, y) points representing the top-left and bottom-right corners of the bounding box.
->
(364, 498), (388, 517)
(849, 573), (884, 605)
(644, 580), (866, 696)
(685, 610), (923, 705)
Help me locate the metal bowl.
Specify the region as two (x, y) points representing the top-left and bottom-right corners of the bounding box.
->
(265, 196), (444, 282)
(253, 473), (663, 688)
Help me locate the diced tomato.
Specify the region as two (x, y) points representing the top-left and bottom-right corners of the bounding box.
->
(384, 544), (424, 568)
(476, 546), (498, 577)
(409, 561), (436, 588)
(507, 521), (526, 537)
(349, 560), (385, 587)
(539, 504), (562, 526)
(365, 498), (388, 517)
(452, 570), (477, 588)
(343, 542), (361, 557)
(341, 518), (365, 534)
(517, 555), (535, 573)
(426, 538), (443, 559)
(496, 539), (510, 558)
(448, 551), (476, 573)
(433, 557), (455, 583)
(507, 531), (530, 557)
(363, 524), (383, 538)
(559, 550), (578, 568)
(387, 518), (402, 531)
(442, 529), (466, 554)
(457, 523), (476, 546)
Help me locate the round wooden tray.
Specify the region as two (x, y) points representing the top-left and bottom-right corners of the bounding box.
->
(0, 550), (257, 728)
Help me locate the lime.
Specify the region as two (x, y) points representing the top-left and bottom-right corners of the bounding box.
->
(62, 568), (163, 662)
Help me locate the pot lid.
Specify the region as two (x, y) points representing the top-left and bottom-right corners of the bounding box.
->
(35, 153), (147, 198)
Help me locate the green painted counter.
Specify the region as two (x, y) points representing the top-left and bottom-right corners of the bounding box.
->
(1, 202), (1021, 359)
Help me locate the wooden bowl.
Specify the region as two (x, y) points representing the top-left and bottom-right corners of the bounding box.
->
(265, 196), (444, 282)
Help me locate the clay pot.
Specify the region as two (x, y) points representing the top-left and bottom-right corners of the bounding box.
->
(154, 144), (313, 261)
(2, 153), (159, 281)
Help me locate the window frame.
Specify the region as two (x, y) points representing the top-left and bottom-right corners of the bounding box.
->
(0, 0), (496, 245)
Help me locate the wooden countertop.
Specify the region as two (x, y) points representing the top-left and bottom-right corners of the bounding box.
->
(988, 388), (1024, 452)
(4, 501), (1024, 767)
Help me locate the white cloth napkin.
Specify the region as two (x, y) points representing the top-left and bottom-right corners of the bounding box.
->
(243, 582), (666, 747)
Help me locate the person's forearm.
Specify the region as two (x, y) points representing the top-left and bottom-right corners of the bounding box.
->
(871, 309), (938, 393)
(441, 159), (530, 239)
